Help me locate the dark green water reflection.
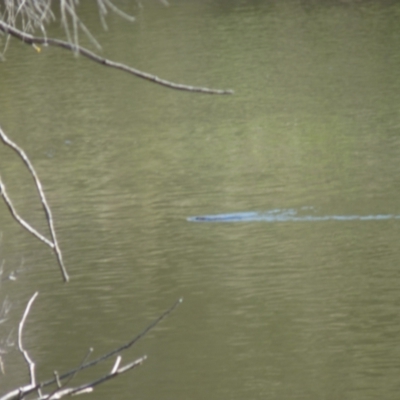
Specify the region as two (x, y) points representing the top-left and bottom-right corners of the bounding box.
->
(1, 1), (400, 399)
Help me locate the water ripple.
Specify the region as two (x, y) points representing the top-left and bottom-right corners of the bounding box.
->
(188, 207), (400, 222)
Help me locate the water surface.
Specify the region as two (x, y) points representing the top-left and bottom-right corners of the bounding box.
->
(188, 208), (400, 222)
(1, 1), (400, 400)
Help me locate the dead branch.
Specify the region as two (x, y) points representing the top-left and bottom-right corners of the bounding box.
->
(0, 293), (42, 400)
(65, 356), (146, 398)
(43, 348), (94, 400)
(43, 356), (146, 400)
(0, 178), (54, 249)
(18, 292), (39, 390)
(0, 298), (182, 400)
(0, 0), (135, 51)
(0, 20), (233, 95)
(42, 297), (183, 388)
(0, 2), (232, 277)
(0, 126), (69, 282)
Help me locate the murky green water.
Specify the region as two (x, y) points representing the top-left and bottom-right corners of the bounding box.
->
(1, 1), (400, 399)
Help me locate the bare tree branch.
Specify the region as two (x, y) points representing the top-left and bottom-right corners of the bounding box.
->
(0, 2), (231, 278)
(0, 298), (182, 400)
(0, 1), (136, 50)
(18, 292), (39, 390)
(0, 2), (196, 398)
(0, 178), (54, 249)
(43, 297), (183, 387)
(0, 126), (69, 282)
(0, 21), (234, 95)
(66, 356), (146, 397)
(43, 348), (94, 400)
(44, 356), (146, 399)
(100, 0), (136, 23)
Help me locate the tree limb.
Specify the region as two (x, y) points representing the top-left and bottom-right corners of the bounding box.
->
(0, 0), (136, 51)
(0, 178), (54, 249)
(0, 298), (182, 400)
(0, 126), (69, 283)
(18, 292), (39, 391)
(0, 21), (234, 95)
(45, 356), (146, 399)
(43, 297), (183, 387)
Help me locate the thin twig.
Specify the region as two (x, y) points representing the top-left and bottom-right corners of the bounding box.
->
(43, 356), (145, 399)
(18, 292), (39, 389)
(0, 21), (234, 95)
(111, 356), (121, 374)
(38, 298), (182, 392)
(68, 356), (146, 397)
(44, 347), (93, 400)
(0, 126), (69, 282)
(0, 298), (181, 400)
(100, 0), (136, 23)
(57, 297), (182, 382)
(1, 1), (135, 51)
(0, 177), (54, 248)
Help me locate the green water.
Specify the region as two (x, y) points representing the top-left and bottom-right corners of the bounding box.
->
(1, 1), (400, 399)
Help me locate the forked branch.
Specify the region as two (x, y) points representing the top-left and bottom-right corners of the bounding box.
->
(0, 126), (69, 283)
(0, 297), (182, 400)
(42, 297), (183, 387)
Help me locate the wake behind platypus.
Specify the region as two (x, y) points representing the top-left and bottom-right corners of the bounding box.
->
(187, 207), (400, 223)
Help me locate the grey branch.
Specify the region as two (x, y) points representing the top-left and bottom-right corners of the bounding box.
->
(0, 179), (54, 249)
(0, 0), (135, 50)
(0, 20), (233, 95)
(0, 298), (182, 400)
(18, 292), (39, 390)
(0, 291), (41, 400)
(42, 297), (182, 388)
(0, 126), (69, 282)
(44, 356), (146, 399)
